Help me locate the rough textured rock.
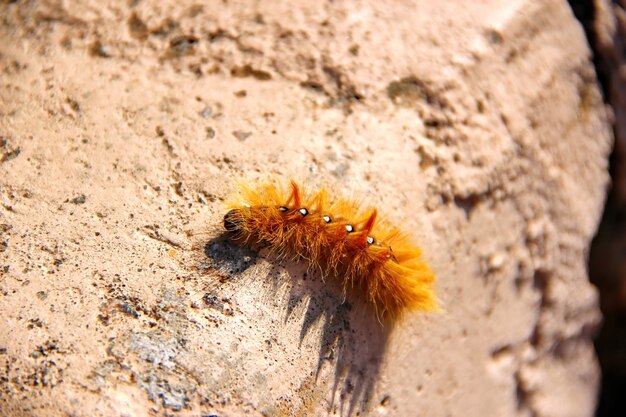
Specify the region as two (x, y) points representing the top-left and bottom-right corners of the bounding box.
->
(0, 1), (612, 416)
(595, 0), (626, 203)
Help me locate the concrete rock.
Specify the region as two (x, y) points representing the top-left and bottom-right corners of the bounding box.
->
(0, 1), (612, 416)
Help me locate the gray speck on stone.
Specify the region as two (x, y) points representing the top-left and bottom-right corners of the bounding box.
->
(70, 194), (86, 204)
(199, 106), (212, 118)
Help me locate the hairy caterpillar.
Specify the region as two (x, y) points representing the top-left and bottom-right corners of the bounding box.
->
(222, 179), (437, 320)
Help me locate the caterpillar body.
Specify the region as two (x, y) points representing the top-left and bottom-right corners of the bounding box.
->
(222, 179), (437, 321)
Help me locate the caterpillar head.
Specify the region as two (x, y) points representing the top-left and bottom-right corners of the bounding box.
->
(224, 209), (243, 232)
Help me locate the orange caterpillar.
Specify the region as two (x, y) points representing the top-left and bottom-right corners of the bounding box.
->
(223, 179), (437, 320)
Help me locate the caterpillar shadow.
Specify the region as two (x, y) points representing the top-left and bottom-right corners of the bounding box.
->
(203, 234), (390, 417)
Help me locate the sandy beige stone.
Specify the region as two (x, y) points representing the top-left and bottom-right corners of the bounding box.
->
(0, 1), (613, 416)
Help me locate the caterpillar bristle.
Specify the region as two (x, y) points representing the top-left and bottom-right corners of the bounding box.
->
(222, 179), (437, 321)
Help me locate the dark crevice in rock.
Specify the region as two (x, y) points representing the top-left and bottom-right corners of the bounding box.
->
(568, 0), (610, 99)
(568, 1), (626, 417)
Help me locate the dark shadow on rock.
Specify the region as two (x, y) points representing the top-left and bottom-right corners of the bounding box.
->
(202, 234), (258, 277)
(282, 262), (390, 417)
(202, 232), (390, 417)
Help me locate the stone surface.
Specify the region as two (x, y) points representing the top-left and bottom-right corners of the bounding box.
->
(596, 0), (626, 203)
(0, 1), (612, 416)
